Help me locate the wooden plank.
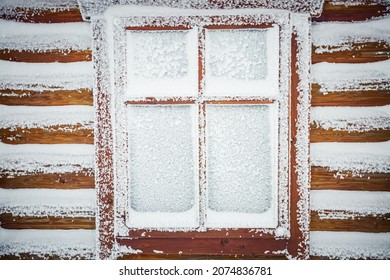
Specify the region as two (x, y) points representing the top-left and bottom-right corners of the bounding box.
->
(0, 126), (94, 144)
(313, 0), (390, 22)
(312, 42), (390, 64)
(0, 213), (95, 230)
(0, 171), (95, 189)
(310, 126), (390, 142)
(311, 84), (390, 106)
(311, 166), (390, 191)
(0, 49), (92, 63)
(118, 254), (288, 260)
(0, 8), (83, 23)
(0, 88), (93, 106)
(310, 211), (390, 232)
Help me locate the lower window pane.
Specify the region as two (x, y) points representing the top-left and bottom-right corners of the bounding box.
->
(206, 104), (278, 228)
(126, 105), (199, 228)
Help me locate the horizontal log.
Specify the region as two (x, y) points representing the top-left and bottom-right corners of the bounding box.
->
(313, 1), (390, 22)
(0, 49), (92, 63)
(0, 88), (93, 106)
(310, 126), (390, 142)
(0, 171), (94, 189)
(0, 214), (95, 230)
(312, 42), (390, 64)
(0, 8), (83, 23)
(0, 126), (94, 144)
(311, 85), (390, 106)
(311, 166), (390, 191)
(310, 211), (390, 232)
(118, 254), (288, 260)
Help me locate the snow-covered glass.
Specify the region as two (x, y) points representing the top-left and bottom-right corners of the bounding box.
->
(205, 26), (279, 97)
(206, 104), (278, 228)
(126, 105), (199, 228)
(126, 29), (198, 97)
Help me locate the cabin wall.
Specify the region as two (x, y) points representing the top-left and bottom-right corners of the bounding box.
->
(0, 0), (389, 259)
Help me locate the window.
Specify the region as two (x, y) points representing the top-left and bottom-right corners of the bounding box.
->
(93, 7), (311, 259)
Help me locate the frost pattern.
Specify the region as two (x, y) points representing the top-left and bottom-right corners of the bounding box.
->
(207, 29), (267, 80)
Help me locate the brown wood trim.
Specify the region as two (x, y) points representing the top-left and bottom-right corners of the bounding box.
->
(205, 100), (275, 105)
(310, 211), (390, 232)
(0, 8), (83, 23)
(0, 171), (95, 189)
(313, 0), (390, 22)
(310, 126), (390, 142)
(126, 25), (191, 31)
(311, 166), (390, 192)
(0, 126), (94, 144)
(311, 85), (390, 106)
(0, 49), (92, 63)
(0, 88), (93, 106)
(204, 23), (273, 29)
(312, 42), (390, 64)
(118, 253), (288, 260)
(117, 237), (287, 255)
(0, 214), (95, 230)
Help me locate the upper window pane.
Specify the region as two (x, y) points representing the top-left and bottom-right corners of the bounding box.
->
(205, 26), (279, 97)
(126, 29), (198, 97)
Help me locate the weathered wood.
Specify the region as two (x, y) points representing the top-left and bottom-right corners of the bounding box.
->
(311, 166), (390, 191)
(313, 0), (390, 22)
(0, 171), (95, 189)
(310, 211), (390, 232)
(0, 49), (92, 63)
(0, 88), (93, 106)
(311, 85), (390, 106)
(118, 254), (288, 260)
(312, 42), (390, 64)
(0, 126), (94, 144)
(0, 8), (83, 23)
(0, 214), (95, 230)
(310, 126), (390, 142)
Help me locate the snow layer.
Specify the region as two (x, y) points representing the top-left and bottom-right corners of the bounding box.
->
(0, 20), (91, 52)
(311, 190), (390, 216)
(0, 0), (78, 9)
(0, 60), (93, 91)
(312, 16), (390, 53)
(0, 228), (95, 259)
(311, 60), (390, 93)
(310, 141), (390, 173)
(310, 105), (390, 132)
(0, 105), (94, 129)
(0, 143), (94, 176)
(310, 231), (390, 259)
(0, 189), (95, 217)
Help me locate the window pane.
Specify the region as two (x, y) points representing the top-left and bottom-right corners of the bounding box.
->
(206, 104), (278, 228)
(126, 29), (197, 97)
(205, 27), (279, 97)
(127, 105), (198, 228)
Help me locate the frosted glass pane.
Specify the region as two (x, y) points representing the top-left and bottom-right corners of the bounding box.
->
(127, 105), (197, 214)
(206, 105), (276, 216)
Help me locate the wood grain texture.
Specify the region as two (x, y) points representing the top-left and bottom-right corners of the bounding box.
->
(310, 211), (390, 232)
(311, 166), (390, 191)
(0, 214), (95, 230)
(0, 49), (92, 63)
(311, 85), (390, 106)
(0, 8), (83, 23)
(0, 126), (94, 144)
(310, 126), (390, 142)
(0, 89), (93, 106)
(0, 171), (95, 189)
(118, 254), (288, 260)
(312, 42), (390, 64)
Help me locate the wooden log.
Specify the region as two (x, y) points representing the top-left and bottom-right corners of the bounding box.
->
(313, 0), (390, 22)
(0, 8), (83, 23)
(312, 42), (390, 64)
(0, 88), (93, 106)
(0, 49), (92, 63)
(311, 84), (390, 106)
(310, 211), (390, 232)
(118, 254), (288, 260)
(0, 213), (95, 230)
(0, 171), (95, 189)
(310, 126), (390, 142)
(0, 126), (94, 144)
(311, 166), (390, 191)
